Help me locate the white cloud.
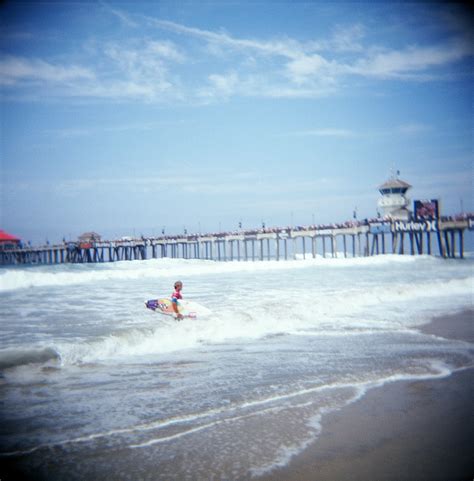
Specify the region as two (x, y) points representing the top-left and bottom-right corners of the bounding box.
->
(146, 18), (302, 60)
(411, 167), (473, 193)
(0, 56), (95, 85)
(103, 41), (180, 81)
(78, 79), (174, 101)
(284, 123), (434, 139)
(204, 71), (240, 97)
(285, 54), (333, 85)
(197, 72), (257, 100)
(308, 24), (366, 53)
(288, 128), (356, 138)
(329, 24), (366, 52)
(105, 4), (139, 28)
(347, 40), (472, 79)
(8, 170), (341, 200)
(147, 16), (472, 96)
(0, 41), (184, 101)
(2, 10), (472, 103)
(147, 40), (185, 62)
(262, 84), (336, 98)
(397, 123), (432, 135)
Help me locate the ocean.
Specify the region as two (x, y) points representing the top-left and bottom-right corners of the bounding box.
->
(0, 254), (473, 480)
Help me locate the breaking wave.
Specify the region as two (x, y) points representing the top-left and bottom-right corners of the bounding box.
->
(0, 254), (459, 292)
(0, 347), (60, 370)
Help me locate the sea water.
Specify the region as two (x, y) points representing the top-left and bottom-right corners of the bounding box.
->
(0, 255), (473, 480)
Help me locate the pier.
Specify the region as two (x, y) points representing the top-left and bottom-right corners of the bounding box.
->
(1, 216), (472, 266)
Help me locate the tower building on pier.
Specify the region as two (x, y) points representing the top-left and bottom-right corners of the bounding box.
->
(377, 174), (412, 220)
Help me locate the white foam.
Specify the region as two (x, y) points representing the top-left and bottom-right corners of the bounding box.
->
(1, 357), (466, 460)
(31, 266), (468, 366)
(0, 254), (454, 292)
(249, 360), (459, 476)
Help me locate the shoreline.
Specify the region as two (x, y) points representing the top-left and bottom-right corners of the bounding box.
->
(259, 309), (474, 481)
(418, 308), (474, 343)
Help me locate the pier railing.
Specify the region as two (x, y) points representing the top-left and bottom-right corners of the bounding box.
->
(1, 216), (472, 265)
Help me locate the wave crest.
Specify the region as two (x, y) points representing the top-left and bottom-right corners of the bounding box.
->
(0, 347), (60, 370)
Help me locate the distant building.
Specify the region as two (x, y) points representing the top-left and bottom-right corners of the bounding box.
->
(377, 175), (412, 220)
(78, 232), (102, 243)
(0, 230), (21, 249)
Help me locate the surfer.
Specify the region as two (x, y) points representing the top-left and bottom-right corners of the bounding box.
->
(171, 281), (184, 320)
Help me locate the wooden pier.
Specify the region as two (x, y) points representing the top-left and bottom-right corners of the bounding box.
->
(1, 217), (472, 266)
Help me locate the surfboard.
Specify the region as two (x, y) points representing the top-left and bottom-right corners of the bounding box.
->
(145, 298), (197, 319)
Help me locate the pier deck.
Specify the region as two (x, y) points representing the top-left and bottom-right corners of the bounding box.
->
(1, 217), (472, 265)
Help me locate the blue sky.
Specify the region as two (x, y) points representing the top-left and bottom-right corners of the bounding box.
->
(1, 1), (472, 243)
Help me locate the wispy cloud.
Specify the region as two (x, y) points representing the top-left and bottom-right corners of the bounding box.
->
(0, 55), (95, 86)
(102, 3), (139, 28)
(287, 128), (357, 138)
(6, 170), (342, 199)
(396, 123), (433, 135)
(347, 39), (473, 79)
(104, 39), (185, 73)
(284, 123), (433, 138)
(410, 165), (473, 194)
(43, 120), (188, 138)
(1, 7), (472, 103)
(199, 71), (241, 99)
(145, 18), (303, 59)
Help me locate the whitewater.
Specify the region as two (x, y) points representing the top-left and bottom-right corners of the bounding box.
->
(0, 254), (473, 480)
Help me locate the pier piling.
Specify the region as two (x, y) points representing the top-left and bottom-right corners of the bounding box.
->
(1, 217), (471, 266)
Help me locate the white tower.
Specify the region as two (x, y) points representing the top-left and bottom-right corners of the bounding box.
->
(377, 173), (412, 220)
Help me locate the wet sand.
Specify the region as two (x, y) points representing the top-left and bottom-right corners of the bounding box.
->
(259, 309), (474, 481)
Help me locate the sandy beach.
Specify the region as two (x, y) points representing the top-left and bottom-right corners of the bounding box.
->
(259, 309), (474, 481)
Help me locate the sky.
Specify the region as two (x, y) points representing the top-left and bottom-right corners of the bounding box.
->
(1, 1), (472, 243)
